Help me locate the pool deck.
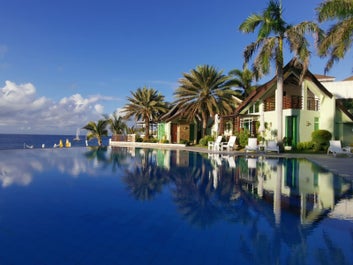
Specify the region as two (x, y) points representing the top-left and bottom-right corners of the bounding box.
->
(110, 141), (353, 181)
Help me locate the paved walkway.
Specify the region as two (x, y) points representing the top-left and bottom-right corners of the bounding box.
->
(110, 141), (353, 181)
(187, 146), (353, 181)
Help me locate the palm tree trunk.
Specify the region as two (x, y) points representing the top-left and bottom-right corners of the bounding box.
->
(202, 113), (208, 137)
(145, 120), (150, 139)
(276, 37), (284, 146)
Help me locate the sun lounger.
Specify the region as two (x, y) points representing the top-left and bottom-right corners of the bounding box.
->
(265, 140), (279, 153)
(221, 136), (237, 152)
(327, 140), (352, 157)
(208, 136), (222, 151)
(245, 138), (258, 152)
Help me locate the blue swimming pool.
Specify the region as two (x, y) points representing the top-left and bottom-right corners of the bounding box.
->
(0, 147), (352, 265)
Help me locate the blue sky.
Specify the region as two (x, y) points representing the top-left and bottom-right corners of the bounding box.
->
(0, 0), (352, 134)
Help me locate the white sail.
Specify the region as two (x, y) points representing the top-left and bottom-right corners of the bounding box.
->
(73, 128), (81, 141)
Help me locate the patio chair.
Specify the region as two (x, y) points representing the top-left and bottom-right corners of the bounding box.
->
(208, 136), (222, 151)
(327, 140), (352, 157)
(265, 140), (279, 153)
(221, 136), (237, 152)
(245, 138), (258, 152)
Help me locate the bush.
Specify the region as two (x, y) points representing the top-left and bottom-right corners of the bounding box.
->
(311, 130), (332, 152)
(237, 129), (250, 148)
(199, 135), (215, 146)
(179, 139), (190, 145)
(296, 141), (314, 151)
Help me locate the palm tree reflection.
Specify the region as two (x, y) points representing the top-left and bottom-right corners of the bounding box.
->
(122, 149), (170, 201)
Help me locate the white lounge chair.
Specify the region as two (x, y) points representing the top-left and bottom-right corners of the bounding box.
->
(265, 140), (279, 153)
(208, 136), (222, 151)
(245, 138), (258, 152)
(327, 140), (352, 157)
(221, 136), (237, 151)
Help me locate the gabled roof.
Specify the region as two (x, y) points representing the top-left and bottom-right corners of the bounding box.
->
(343, 76), (353, 81)
(336, 99), (353, 121)
(235, 59), (333, 115)
(314, 74), (336, 82)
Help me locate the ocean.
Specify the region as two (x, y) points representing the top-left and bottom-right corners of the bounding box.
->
(0, 134), (111, 150)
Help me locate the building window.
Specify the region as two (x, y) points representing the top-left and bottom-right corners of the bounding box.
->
(240, 118), (255, 133)
(314, 117), (319, 130)
(248, 102), (259, 114)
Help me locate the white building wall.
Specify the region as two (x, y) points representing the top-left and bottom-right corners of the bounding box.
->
(321, 80), (353, 99)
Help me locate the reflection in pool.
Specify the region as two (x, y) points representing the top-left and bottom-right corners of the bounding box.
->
(0, 147), (352, 265)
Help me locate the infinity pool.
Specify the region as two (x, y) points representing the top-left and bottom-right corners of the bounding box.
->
(0, 147), (352, 265)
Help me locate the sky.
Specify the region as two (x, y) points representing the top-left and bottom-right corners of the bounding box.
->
(0, 0), (352, 135)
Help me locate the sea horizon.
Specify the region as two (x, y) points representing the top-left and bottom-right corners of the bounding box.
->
(0, 133), (110, 150)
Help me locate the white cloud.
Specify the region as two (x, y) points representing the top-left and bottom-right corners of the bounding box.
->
(0, 80), (115, 134)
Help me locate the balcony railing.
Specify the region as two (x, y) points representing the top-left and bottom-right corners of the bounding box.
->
(263, 96), (319, 111)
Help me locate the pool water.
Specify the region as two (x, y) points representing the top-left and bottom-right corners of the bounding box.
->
(0, 147), (352, 265)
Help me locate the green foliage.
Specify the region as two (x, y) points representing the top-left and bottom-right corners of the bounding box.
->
(82, 119), (109, 146)
(311, 130), (332, 151)
(123, 86), (168, 138)
(143, 136), (158, 143)
(237, 129), (250, 147)
(199, 135), (215, 146)
(160, 139), (169, 144)
(171, 65), (239, 137)
(179, 139), (190, 145)
(296, 141), (314, 151)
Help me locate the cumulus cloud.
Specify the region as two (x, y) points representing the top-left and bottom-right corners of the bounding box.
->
(0, 80), (116, 134)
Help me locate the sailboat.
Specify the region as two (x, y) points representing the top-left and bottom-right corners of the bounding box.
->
(73, 128), (81, 141)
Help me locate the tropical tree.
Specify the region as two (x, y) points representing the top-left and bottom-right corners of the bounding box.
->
(82, 119), (109, 146)
(104, 110), (127, 135)
(123, 87), (168, 139)
(228, 68), (257, 99)
(317, 0), (353, 73)
(167, 64), (240, 137)
(239, 0), (323, 143)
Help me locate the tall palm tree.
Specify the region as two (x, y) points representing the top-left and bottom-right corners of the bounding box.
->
(167, 64), (240, 137)
(82, 119), (109, 146)
(123, 86), (168, 139)
(228, 68), (257, 99)
(239, 0), (323, 143)
(317, 0), (353, 73)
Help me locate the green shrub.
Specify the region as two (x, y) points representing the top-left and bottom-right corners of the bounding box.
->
(179, 139), (190, 145)
(237, 129), (250, 148)
(199, 135), (215, 146)
(296, 141), (314, 151)
(311, 130), (332, 151)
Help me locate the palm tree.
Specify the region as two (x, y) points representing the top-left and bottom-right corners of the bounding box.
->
(123, 87), (168, 139)
(82, 119), (109, 146)
(228, 68), (257, 99)
(239, 0), (323, 143)
(167, 64), (240, 137)
(104, 110), (127, 135)
(317, 0), (353, 73)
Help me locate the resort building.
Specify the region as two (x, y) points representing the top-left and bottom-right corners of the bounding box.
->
(218, 60), (353, 147)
